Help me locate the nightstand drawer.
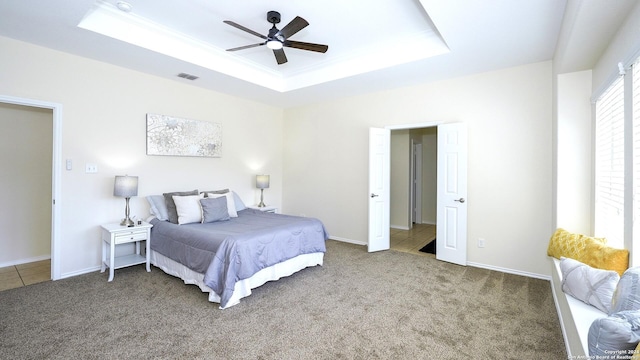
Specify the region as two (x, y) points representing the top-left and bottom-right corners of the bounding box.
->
(114, 230), (147, 244)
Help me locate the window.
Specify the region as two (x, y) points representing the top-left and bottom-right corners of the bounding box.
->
(594, 77), (624, 248)
(634, 61), (640, 253)
(594, 58), (640, 257)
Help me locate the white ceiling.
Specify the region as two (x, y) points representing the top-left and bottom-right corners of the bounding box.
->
(0, 0), (636, 108)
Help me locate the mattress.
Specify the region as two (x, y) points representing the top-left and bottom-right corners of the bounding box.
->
(149, 209), (328, 308)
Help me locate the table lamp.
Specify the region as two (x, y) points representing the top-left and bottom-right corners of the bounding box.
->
(114, 175), (138, 226)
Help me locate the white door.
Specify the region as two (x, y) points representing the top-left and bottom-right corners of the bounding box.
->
(436, 123), (468, 265)
(368, 127), (390, 252)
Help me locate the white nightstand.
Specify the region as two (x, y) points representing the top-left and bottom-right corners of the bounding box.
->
(248, 205), (278, 213)
(100, 222), (153, 282)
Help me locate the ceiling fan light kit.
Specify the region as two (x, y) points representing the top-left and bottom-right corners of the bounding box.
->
(267, 40), (283, 50)
(224, 10), (328, 65)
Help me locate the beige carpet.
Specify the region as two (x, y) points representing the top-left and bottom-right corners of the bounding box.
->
(0, 240), (566, 359)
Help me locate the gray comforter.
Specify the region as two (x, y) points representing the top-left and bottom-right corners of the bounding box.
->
(150, 209), (328, 308)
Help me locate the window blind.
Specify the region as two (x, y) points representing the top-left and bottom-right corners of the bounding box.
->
(633, 61), (640, 250)
(595, 76), (624, 248)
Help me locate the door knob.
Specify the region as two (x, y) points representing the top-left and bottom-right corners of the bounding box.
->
(454, 198), (465, 203)
(371, 193), (379, 198)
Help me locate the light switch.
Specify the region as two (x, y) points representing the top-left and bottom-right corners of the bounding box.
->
(85, 163), (98, 173)
(66, 159), (72, 171)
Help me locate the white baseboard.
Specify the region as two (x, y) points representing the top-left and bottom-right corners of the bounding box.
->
(0, 254), (51, 268)
(466, 261), (550, 281)
(329, 236), (367, 246)
(390, 225), (410, 230)
(60, 265), (101, 280)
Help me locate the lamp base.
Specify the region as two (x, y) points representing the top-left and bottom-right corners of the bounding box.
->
(120, 197), (134, 227)
(258, 189), (266, 207)
(120, 217), (135, 227)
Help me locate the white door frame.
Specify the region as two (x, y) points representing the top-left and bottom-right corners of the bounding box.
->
(0, 95), (62, 280)
(369, 121), (468, 265)
(412, 142), (423, 224)
(367, 122), (440, 252)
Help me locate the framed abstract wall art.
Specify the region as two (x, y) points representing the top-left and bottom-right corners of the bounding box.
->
(146, 113), (222, 157)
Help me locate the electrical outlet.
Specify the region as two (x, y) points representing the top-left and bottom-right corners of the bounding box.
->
(478, 238), (486, 248)
(85, 163), (98, 173)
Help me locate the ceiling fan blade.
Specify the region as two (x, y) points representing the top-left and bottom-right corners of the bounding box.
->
(223, 20), (267, 39)
(278, 16), (309, 39)
(226, 43), (266, 52)
(273, 48), (287, 65)
(284, 40), (328, 53)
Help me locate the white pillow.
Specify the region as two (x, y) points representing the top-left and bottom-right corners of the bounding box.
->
(561, 257), (620, 313)
(208, 192), (237, 218)
(611, 267), (640, 314)
(172, 194), (204, 225)
(146, 195), (169, 221)
(232, 191), (246, 211)
(588, 311), (640, 357)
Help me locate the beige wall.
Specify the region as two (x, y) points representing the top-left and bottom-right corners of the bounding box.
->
(416, 127), (437, 224)
(390, 130), (410, 229)
(283, 61), (553, 277)
(0, 36), (284, 278)
(556, 70), (592, 235)
(592, 2), (640, 97)
(0, 103), (52, 265)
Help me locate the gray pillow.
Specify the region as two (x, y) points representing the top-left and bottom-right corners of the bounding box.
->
(201, 189), (245, 211)
(146, 195), (169, 221)
(588, 310), (640, 357)
(200, 197), (230, 223)
(560, 257), (620, 313)
(201, 189), (229, 197)
(163, 190), (198, 224)
(611, 267), (640, 314)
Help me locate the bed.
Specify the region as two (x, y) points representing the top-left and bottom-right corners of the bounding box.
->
(146, 191), (328, 309)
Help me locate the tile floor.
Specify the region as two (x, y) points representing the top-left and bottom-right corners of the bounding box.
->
(0, 259), (51, 292)
(390, 223), (436, 256)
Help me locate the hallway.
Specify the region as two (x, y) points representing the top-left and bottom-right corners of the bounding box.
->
(389, 224), (436, 256)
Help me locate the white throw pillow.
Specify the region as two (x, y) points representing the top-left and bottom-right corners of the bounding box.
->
(172, 194), (204, 225)
(208, 192), (237, 218)
(611, 267), (640, 314)
(588, 310), (640, 357)
(561, 257), (620, 313)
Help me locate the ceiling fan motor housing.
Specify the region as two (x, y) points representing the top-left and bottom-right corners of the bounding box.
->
(224, 10), (328, 65)
(267, 11), (281, 24)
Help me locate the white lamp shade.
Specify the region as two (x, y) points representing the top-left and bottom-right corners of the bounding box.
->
(114, 175), (138, 197)
(256, 175), (270, 189)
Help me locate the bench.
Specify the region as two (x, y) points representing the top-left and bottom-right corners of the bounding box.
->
(550, 257), (606, 357)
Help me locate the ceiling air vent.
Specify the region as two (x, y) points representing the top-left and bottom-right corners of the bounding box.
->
(177, 73), (199, 80)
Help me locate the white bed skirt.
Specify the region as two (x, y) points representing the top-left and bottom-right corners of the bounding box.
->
(150, 250), (324, 309)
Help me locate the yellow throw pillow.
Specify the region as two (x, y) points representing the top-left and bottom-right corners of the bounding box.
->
(580, 238), (629, 277)
(631, 342), (640, 360)
(547, 228), (607, 260)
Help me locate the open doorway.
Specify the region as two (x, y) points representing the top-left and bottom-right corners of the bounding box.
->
(0, 95), (61, 283)
(389, 127), (437, 255)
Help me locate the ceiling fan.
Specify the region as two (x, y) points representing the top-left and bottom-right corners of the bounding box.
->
(224, 11), (328, 65)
